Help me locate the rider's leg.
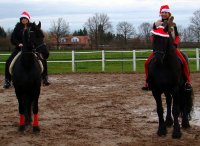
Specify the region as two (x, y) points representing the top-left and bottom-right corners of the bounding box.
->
(175, 49), (192, 90)
(3, 49), (20, 89)
(41, 59), (50, 86)
(37, 46), (50, 86)
(142, 52), (154, 90)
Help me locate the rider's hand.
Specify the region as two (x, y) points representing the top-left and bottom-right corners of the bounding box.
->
(18, 43), (23, 47)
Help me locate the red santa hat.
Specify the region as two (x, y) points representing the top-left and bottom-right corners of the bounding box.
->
(20, 11), (30, 21)
(160, 5), (170, 13)
(151, 26), (169, 37)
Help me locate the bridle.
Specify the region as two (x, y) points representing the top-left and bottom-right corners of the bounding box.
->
(35, 43), (46, 50)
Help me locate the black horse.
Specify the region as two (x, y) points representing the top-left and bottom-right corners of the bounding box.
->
(12, 22), (44, 133)
(148, 21), (193, 138)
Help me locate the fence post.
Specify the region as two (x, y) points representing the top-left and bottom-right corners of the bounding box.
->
(72, 50), (75, 72)
(133, 50), (136, 72)
(102, 50), (105, 72)
(196, 48), (199, 71)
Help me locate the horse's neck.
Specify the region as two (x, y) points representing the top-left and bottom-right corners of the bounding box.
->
(166, 45), (177, 59)
(20, 52), (35, 69)
(164, 49), (181, 81)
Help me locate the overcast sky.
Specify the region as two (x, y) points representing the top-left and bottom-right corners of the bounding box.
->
(0, 0), (199, 33)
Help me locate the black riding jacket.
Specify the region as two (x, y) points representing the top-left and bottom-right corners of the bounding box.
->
(11, 22), (49, 59)
(11, 22), (32, 48)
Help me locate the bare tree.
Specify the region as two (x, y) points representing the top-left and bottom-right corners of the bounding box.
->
(190, 9), (200, 42)
(116, 21), (136, 45)
(138, 22), (151, 43)
(50, 18), (70, 49)
(176, 25), (184, 42)
(182, 25), (196, 42)
(85, 13), (112, 49)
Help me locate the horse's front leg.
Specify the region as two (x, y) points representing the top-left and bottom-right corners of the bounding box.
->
(164, 92), (173, 127)
(16, 91), (25, 132)
(172, 96), (182, 138)
(181, 111), (190, 128)
(32, 88), (41, 133)
(153, 91), (166, 136)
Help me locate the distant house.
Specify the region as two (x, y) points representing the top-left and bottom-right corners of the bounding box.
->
(51, 36), (90, 49)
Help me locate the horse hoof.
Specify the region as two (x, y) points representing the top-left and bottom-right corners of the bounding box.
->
(18, 125), (25, 132)
(182, 121), (190, 129)
(172, 131), (182, 139)
(33, 126), (40, 133)
(165, 117), (173, 127)
(172, 126), (182, 139)
(157, 124), (167, 136)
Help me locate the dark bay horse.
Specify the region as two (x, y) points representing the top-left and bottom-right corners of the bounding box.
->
(12, 22), (44, 133)
(148, 21), (193, 138)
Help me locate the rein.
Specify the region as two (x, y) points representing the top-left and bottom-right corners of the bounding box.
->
(35, 43), (46, 50)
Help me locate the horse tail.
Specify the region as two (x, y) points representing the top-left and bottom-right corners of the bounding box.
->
(180, 87), (194, 120)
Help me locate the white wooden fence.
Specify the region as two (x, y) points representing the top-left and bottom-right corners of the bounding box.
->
(0, 48), (199, 72)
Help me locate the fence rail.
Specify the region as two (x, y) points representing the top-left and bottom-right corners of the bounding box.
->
(0, 48), (199, 72)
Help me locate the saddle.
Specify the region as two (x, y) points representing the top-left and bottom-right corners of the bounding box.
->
(9, 51), (44, 75)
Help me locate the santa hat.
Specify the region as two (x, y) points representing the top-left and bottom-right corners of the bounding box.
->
(160, 5), (170, 13)
(151, 26), (169, 37)
(20, 11), (30, 21)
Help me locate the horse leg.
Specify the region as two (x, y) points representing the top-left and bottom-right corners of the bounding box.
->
(24, 97), (32, 126)
(172, 95), (182, 139)
(164, 92), (173, 127)
(181, 111), (190, 128)
(153, 92), (167, 136)
(181, 89), (192, 128)
(32, 88), (40, 133)
(16, 90), (25, 132)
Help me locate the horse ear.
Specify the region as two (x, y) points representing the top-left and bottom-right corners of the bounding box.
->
(32, 22), (36, 27)
(38, 21), (41, 29)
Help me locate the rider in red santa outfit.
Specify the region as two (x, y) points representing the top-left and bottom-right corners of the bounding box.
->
(142, 5), (192, 91)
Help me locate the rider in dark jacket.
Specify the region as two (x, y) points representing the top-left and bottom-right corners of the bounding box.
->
(3, 11), (50, 89)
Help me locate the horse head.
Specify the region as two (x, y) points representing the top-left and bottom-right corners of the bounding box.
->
(22, 28), (35, 53)
(30, 22), (47, 53)
(151, 19), (175, 65)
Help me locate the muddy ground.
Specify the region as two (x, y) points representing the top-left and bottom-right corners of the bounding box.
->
(0, 73), (200, 146)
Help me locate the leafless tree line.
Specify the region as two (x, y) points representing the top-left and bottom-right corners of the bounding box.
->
(1, 9), (200, 50)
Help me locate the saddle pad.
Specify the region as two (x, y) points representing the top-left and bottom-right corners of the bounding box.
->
(9, 51), (44, 75)
(9, 51), (22, 75)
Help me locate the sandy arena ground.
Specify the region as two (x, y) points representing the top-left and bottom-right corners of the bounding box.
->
(0, 73), (200, 146)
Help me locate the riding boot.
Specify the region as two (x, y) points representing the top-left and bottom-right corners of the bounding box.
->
(185, 82), (192, 91)
(142, 82), (149, 91)
(43, 76), (50, 86)
(3, 60), (12, 89)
